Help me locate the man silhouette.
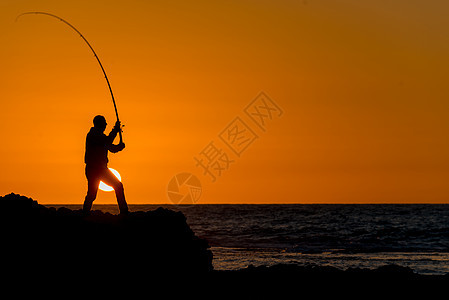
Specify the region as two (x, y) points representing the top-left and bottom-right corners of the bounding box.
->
(83, 115), (128, 214)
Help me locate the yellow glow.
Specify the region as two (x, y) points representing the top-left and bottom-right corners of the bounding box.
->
(99, 168), (121, 192)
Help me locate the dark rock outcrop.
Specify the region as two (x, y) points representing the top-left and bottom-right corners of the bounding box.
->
(0, 193), (213, 275)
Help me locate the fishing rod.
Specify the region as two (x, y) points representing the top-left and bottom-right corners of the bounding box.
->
(16, 12), (123, 142)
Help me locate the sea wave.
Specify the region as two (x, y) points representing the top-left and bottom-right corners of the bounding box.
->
(49, 204), (449, 274)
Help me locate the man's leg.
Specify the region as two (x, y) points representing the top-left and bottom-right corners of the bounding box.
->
(100, 168), (128, 214)
(84, 167), (100, 213)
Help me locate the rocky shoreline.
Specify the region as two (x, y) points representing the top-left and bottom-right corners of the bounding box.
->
(0, 193), (212, 274)
(1, 193), (447, 288)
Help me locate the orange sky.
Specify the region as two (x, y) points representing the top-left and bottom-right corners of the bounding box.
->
(1, 0), (449, 204)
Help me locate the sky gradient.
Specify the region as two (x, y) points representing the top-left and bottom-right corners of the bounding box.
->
(1, 0), (449, 204)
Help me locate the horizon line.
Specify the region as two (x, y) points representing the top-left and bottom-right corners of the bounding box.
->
(43, 202), (449, 205)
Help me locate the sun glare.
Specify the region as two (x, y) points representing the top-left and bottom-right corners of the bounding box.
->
(99, 168), (121, 192)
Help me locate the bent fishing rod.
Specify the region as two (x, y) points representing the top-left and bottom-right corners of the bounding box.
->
(16, 12), (123, 142)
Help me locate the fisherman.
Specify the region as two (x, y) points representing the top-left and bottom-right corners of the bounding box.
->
(83, 115), (128, 214)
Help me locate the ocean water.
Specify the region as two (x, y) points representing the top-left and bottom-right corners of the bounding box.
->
(50, 204), (449, 275)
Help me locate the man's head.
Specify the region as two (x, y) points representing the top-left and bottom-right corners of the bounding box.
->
(93, 115), (107, 132)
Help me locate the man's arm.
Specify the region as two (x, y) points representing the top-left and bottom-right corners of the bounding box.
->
(106, 126), (119, 145)
(107, 121), (125, 153)
(109, 142), (125, 153)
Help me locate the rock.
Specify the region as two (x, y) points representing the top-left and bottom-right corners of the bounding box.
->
(374, 264), (415, 274)
(0, 193), (213, 275)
